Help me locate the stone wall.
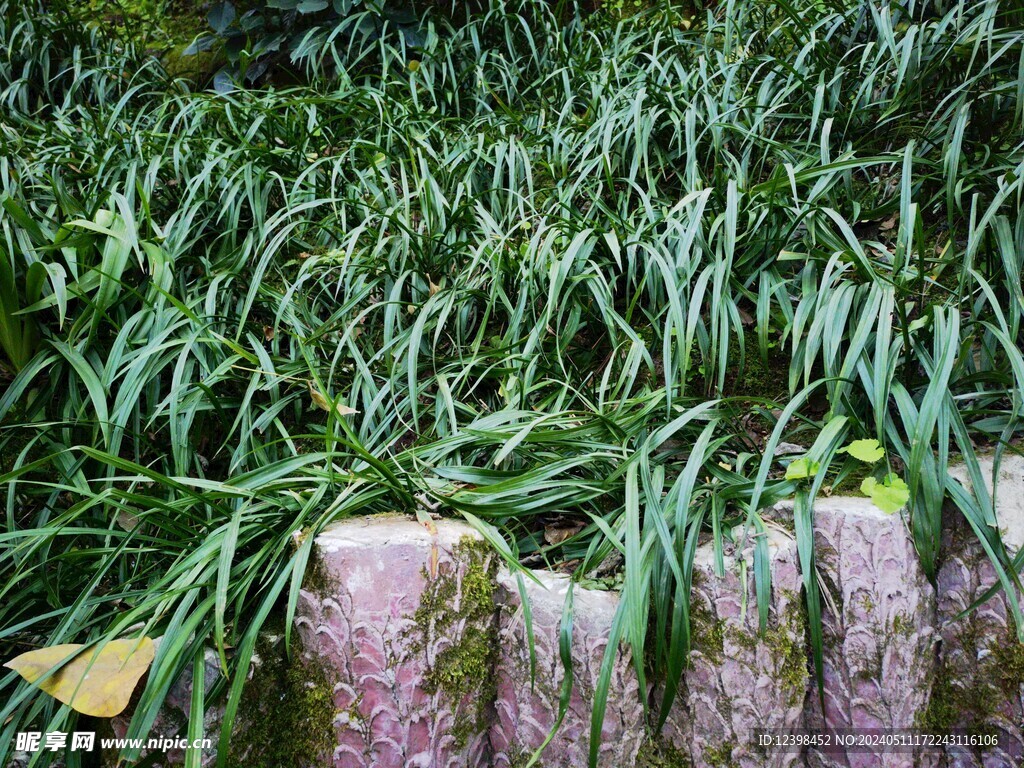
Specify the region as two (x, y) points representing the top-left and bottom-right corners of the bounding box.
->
(102, 455), (1024, 768)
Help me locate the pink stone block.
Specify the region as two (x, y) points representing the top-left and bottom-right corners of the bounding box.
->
(488, 570), (646, 768)
(661, 528), (807, 768)
(933, 510), (1024, 768)
(96, 459), (1024, 768)
(949, 454), (1024, 553)
(799, 497), (938, 768)
(294, 516), (496, 768)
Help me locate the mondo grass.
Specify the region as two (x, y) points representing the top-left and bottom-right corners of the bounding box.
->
(1, 0), (1024, 766)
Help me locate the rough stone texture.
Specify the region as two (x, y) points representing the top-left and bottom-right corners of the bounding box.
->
(798, 497), (938, 768)
(661, 528), (808, 768)
(931, 508), (1024, 768)
(294, 516), (497, 768)
(488, 570), (645, 768)
(106, 644), (225, 768)
(949, 453), (1024, 553)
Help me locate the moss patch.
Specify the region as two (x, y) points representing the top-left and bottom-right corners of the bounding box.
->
(76, 0), (208, 50)
(230, 636), (337, 768)
(689, 592), (725, 666)
(636, 739), (693, 768)
(725, 591), (807, 707)
(826, 459), (875, 496)
(765, 597), (808, 707)
(918, 666), (992, 738)
(918, 617), (1023, 752)
(162, 44), (224, 84)
(504, 743), (554, 768)
(701, 742), (739, 768)
(503, 744), (533, 768)
(595, 0), (651, 20)
(992, 639), (1024, 697)
(301, 535), (342, 597)
(73, 0), (222, 84)
(721, 335), (790, 400)
(411, 537), (500, 750)
(890, 612), (914, 639)
(857, 592), (877, 615)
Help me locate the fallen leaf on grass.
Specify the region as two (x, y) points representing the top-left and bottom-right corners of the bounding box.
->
(544, 521), (584, 546)
(309, 382), (359, 417)
(5, 637), (155, 717)
(115, 510), (140, 531)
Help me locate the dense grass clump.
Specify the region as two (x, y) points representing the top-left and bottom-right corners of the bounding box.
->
(1, 0), (1023, 764)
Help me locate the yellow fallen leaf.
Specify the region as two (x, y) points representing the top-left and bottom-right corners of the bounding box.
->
(309, 382), (358, 417)
(5, 637), (155, 717)
(115, 510), (140, 531)
(309, 382), (332, 411)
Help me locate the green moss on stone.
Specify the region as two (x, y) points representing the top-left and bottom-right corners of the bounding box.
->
(766, 597), (809, 707)
(162, 44), (224, 84)
(991, 639), (1024, 698)
(701, 742), (739, 768)
(918, 617), (1024, 743)
(690, 599), (725, 665)
(857, 593), (876, 614)
(596, 0), (650, 20)
(504, 744), (548, 768)
(302, 536), (342, 597)
(411, 536), (500, 750)
(852, 648), (885, 684)
(827, 460), (875, 496)
(919, 669), (989, 734)
(636, 739), (693, 768)
(76, 0), (207, 49)
(688, 574), (725, 665)
(72, 0), (223, 84)
(229, 636), (337, 768)
(727, 622), (758, 653)
(724, 591), (807, 707)
(890, 612), (914, 639)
